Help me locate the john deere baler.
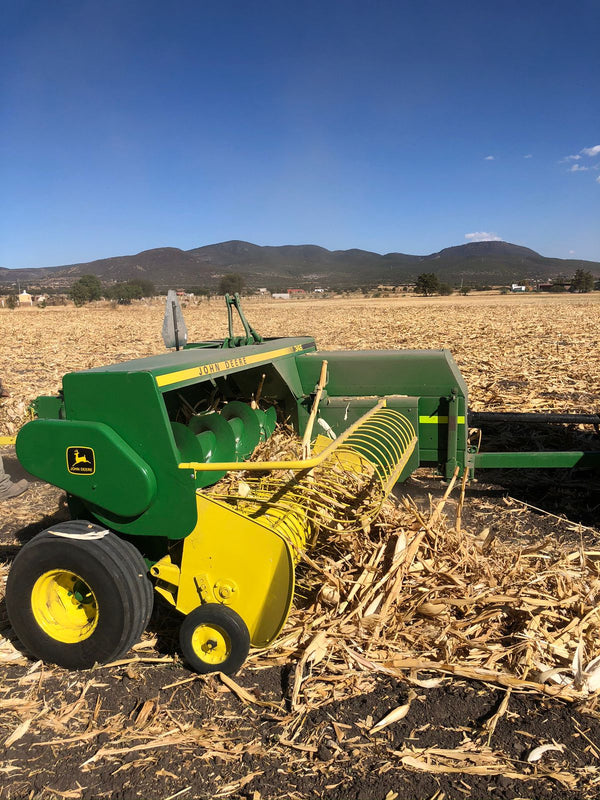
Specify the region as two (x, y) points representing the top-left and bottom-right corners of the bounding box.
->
(7, 295), (599, 674)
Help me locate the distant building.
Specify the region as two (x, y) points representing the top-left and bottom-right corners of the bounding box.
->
(18, 290), (33, 305)
(539, 280), (572, 292)
(272, 293), (290, 300)
(287, 288), (306, 296)
(257, 288), (268, 294)
(511, 284), (526, 292)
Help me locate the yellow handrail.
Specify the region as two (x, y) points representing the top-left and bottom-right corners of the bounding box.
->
(178, 398), (387, 473)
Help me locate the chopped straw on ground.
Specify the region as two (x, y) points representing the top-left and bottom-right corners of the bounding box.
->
(225, 428), (600, 710)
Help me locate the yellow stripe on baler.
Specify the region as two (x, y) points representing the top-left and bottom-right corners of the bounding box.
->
(0, 436), (17, 446)
(155, 343), (305, 388)
(419, 415), (465, 424)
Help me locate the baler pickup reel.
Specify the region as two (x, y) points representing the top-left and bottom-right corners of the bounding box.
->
(151, 398), (417, 660)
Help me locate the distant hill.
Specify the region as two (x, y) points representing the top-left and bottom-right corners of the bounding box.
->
(1, 240), (598, 291)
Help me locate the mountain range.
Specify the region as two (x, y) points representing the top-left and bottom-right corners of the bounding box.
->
(1, 240), (598, 291)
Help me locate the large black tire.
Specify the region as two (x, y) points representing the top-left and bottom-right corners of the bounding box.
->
(6, 521), (153, 669)
(119, 536), (154, 642)
(179, 603), (250, 675)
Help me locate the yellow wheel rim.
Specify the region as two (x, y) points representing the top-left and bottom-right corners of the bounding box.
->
(31, 570), (99, 644)
(191, 623), (231, 665)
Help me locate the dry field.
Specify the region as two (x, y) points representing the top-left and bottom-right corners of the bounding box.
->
(1, 294), (600, 800)
(2, 292), (600, 435)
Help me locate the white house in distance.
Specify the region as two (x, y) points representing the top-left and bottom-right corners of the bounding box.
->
(511, 283), (526, 293)
(18, 290), (33, 305)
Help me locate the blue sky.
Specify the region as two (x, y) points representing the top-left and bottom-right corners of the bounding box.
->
(1, 0), (599, 268)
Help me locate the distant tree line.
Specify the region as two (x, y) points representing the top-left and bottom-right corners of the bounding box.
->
(69, 275), (157, 306)
(5, 266), (597, 309)
(68, 273), (247, 306)
(412, 269), (596, 296)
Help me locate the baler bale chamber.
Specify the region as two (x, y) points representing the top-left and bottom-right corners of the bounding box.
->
(7, 295), (600, 674)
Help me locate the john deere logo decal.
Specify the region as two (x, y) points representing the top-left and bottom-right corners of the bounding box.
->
(66, 447), (95, 475)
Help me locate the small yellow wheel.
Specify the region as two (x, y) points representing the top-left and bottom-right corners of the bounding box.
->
(180, 604), (250, 675)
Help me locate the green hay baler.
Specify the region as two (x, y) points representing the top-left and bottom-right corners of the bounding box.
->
(7, 295), (600, 674)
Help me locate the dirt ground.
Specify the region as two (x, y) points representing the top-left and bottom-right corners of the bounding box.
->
(1, 294), (600, 800)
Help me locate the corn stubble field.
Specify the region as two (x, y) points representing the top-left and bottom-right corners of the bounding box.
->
(1, 294), (600, 800)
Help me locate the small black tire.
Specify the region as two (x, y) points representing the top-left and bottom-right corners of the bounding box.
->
(179, 604), (250, 675)
(6, 521), (153, 670)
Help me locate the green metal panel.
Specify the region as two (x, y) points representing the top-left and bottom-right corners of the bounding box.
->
(33, 396), (64, 420)
(273, 358), (305, 401)
(296, 349), (468, 475)
(296, 349), (468, 398)
(16, 418), (156, 517)
(61, 369), (197, 539)
(84, 337), (316, 391)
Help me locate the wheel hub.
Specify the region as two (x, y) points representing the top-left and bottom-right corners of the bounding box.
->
(191, 623), (230, 665)
(31, 570), (99, 643)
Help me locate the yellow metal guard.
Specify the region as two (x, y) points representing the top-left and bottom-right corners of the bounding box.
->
(152, 494), (297, 647)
